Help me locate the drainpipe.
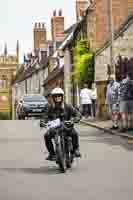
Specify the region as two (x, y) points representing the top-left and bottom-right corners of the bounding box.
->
(76, 84), (80, 107)
(108, 0), (115, 79)
(25, 79), (27, 94)
(64, 47), (72, 104)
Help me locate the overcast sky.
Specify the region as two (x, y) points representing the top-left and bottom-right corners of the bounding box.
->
(0, 0), (76, 62)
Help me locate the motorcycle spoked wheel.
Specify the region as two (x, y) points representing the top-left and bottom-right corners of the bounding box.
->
(65, 139), (74, 169)
(56, 136), (66, 173)
(65, 151), (74, 169)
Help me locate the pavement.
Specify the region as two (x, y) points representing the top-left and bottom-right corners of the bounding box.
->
(81, 118), (133, 139)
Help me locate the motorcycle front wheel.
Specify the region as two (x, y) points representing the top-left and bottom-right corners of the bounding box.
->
(56, 137), (66, 173)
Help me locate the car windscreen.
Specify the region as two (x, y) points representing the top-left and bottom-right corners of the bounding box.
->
(23, 96), (47, 103)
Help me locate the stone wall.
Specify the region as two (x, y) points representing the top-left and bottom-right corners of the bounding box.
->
(95, 17), (133, 118)
(96, 20), (133, 82)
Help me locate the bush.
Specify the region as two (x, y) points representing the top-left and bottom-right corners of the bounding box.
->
(0, 112), (10, 120)
(73, 38), (95, 86)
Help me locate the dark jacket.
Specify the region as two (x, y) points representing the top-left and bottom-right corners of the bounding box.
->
(41, 103), (81, 124)
(120, 78), (133, 101)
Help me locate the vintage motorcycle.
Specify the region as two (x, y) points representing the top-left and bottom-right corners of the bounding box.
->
(40, 118), (78, 173)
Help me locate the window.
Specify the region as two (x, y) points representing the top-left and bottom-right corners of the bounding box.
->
(0, 75), (8, 89)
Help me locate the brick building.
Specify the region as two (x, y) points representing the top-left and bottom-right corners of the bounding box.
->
(87, 0), (133, 50)
(85, 0), (133, 118)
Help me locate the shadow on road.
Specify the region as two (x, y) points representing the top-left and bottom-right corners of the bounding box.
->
(1, 166), (63, 175)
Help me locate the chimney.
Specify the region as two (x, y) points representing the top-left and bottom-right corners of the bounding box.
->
(76, 0), (89, 20)
(59, 9), (62, 16)
(128, 0), (133, 15)
(53, 10), (56, 16)
(51, 9), (64, 42)
(33, 22), (47, 50)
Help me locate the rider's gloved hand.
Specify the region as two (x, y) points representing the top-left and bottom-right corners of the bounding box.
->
(40, 122), (44, 128)
(40, 120), (47, 128)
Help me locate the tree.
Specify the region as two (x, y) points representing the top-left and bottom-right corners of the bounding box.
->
(72, 38), (95, 87)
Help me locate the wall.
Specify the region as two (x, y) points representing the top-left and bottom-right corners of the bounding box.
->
(95, 21), (133, 82)
(95, 18), (133, 118)
(87, 0), (133, 50)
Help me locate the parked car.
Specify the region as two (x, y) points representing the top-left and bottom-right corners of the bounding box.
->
(17, 94), (48, 119)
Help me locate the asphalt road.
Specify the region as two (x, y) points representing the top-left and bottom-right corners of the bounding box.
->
(0, 120), (133, 200)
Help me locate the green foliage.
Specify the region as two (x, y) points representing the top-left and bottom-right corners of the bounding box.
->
(73, 38), (95, 86)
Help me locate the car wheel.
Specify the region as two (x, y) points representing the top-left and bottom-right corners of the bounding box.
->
(20, 115), (25, 120)
(18, 115), (22, 120)
(18, 116), (21, 120)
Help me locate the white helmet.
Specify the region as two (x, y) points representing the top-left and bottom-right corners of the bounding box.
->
(51, 87), (64, 96)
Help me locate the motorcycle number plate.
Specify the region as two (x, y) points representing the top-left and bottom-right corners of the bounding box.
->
(48, 119), (61, 129)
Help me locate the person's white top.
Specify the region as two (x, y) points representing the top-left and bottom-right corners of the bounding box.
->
(91, 88), (97, 100)
(80, 88), (92, 104)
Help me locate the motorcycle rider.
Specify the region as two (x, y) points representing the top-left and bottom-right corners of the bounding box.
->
(40, 87), (81, 161)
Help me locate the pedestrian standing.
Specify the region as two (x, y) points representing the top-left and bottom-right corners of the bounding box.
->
(80, 83), (92, 119)
(119, 72), (133, 132)
(106, 77), (120, 129)
(91, 82), (97, 118)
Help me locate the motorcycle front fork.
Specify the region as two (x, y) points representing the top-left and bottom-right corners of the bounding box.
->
(54, 135), (73, 159)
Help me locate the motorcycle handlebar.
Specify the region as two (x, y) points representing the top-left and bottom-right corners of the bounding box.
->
(40, 118), (80, 128)
(64, 118), (80, 126)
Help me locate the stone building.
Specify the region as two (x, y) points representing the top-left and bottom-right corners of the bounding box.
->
(0, 41), (19, 118)
(12, 48), (48, 119)
(95, 13), (133, 118)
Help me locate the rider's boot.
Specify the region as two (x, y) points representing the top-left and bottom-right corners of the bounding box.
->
(44, 133), (56, 161)
(46, 153), (56, 161)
